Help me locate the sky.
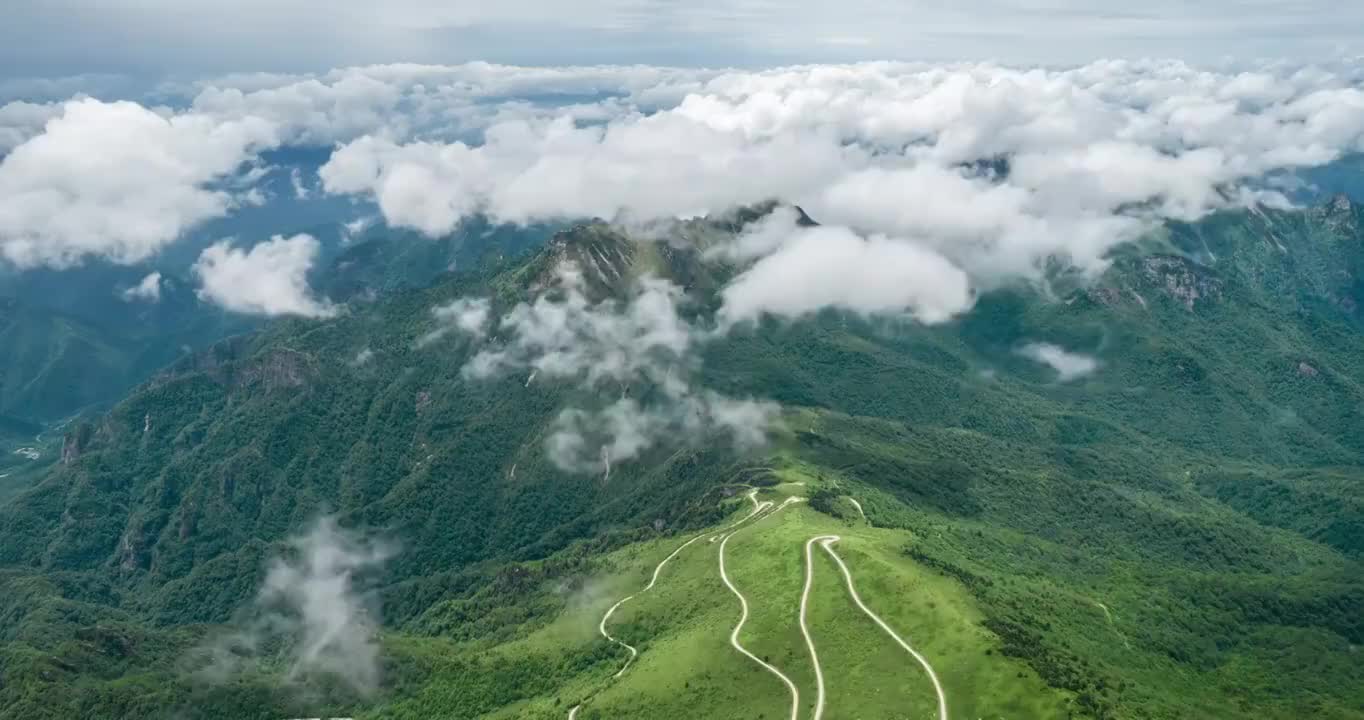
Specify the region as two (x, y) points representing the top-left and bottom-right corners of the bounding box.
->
(3, 0), (1364, 84)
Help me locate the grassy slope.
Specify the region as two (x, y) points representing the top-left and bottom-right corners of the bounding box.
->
(583, 489), (1065, 720)
(376, 481), (1069, 720)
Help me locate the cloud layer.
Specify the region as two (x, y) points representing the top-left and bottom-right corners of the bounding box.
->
(313, 59), (1364, 301)
(4, 59), (1362, 290)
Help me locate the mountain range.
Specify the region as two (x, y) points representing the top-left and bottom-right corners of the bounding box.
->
(1, 194), (1362, 719)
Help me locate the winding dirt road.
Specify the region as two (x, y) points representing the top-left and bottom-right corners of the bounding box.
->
(818, 536), (949, 720)
(570, 493), (948, 720)
(568, 491), (773, 717)
(800, 535), (840, 720)
(598, 492), (771, 677)
(1093, 600), (1132, 650)
(718, 498), (804, 720)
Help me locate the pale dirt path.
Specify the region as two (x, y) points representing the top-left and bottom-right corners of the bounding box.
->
(718, 497), (804, 720)
(847, 498), (866, 520)
(800, 535), (841, 720)
(819, 537), (949, 720)
(567, 490), (773, 717)
(1093, 600), (1132, 650)
(598, 491), (771, 677)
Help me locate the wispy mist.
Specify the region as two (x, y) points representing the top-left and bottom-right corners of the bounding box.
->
(194, 516), (395, 696)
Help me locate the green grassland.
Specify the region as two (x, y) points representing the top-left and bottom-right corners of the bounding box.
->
(570, 485), (1065, 720)
(371, 479), (1070, 720)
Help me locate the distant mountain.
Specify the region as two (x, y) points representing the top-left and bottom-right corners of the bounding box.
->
(0, 204), (561, 428)
(0, 278), (256, 423)
(1278, 152), (1364, 206)
(1, 198), (1362, 719)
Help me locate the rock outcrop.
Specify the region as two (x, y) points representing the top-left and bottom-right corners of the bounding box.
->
(1140, 256), (1223, 311)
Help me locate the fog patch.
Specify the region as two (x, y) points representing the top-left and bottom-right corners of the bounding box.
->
(349, 348), (374, 367)
(192, 516), (395, 696)
(1019, 342), (1099, 382)
(416, 297), (491, 348)
(442, 262), (780, 475)
(120, 271), (163, 302)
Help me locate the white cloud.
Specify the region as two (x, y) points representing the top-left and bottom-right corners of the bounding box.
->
(318, 59), (1364, 296)
(463, 265), (694, 387)
(416, 296), (492, 347)
(120, 271), (163, 302)
(319, 114), (853, 233)
(7, 59), (1363, 280)
(341, 215), (377, 244)
(192, 233), (337, 317)
(197, 517), (394, 695)
(810, 164), (1143, 281)
(183, 62), (707, 145)
(289, 167), (310, 199)
(431, 262), (779, 474)
(547, 392), (779, 474)
(189, 71), (410, 147)
(1019, 342), (1100, 382)
(0, 100), (62, 153)
(0, 63), (725, 270)
(257, 517), (392, 693)
(0, 98), (277, 268)
(718, 213), (975, 327)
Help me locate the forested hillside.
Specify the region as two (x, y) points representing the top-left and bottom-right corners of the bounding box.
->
(1, 198), (1362, 719)
(0, 215), (562, 429)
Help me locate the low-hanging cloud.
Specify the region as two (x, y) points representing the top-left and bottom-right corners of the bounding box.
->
(463, 265), (694, 386)
(426, 262), (779, 474)
(195, 516), (395, 696)
(1019, 342), (1100, 382)
(192, 233), (338, 318)
(120, 271), (163, 302)
(318, 114), (855, 234)
(717, 211), (975, 328)
(416, 296), (492, 347)
(548, 392), (779, 474)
